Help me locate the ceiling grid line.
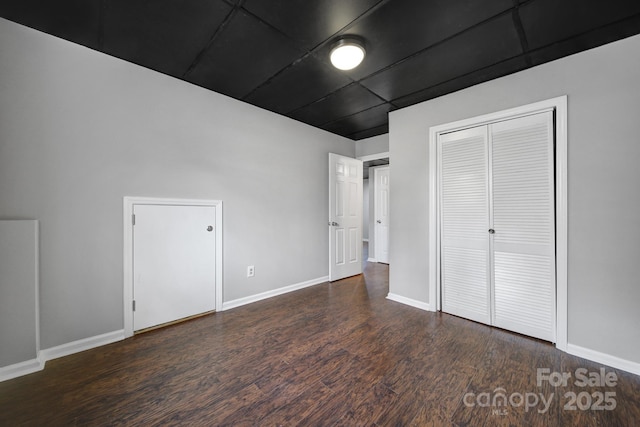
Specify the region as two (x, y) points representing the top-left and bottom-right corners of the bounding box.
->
(182, 2), (245, 79)
(511, 0), (533, 67)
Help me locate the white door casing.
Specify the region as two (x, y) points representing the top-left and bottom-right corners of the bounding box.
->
(329, 153), (363, 281)
(428, 96), (568, 350)
(373, 166), (390, 264)
(123, 197), (223, 338)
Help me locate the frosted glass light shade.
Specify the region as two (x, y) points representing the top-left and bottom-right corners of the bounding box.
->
(330, 39), (365, 70)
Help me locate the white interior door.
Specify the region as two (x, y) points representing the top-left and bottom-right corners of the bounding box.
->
(439, 126), (491, 325)
(490, 112), (556, 342)
(329, 153), (363, 281)
(133, 204), (216, 331)
(374, 166), (390, 264)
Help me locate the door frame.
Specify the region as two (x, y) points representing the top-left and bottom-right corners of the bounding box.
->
(427, 96), (568, 351)
(123, 196), (223, 338)
(371, 165), (390, 263)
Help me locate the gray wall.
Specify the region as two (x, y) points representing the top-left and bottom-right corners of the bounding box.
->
(0, 221), (38, 367)
(389, 34), (640, 363)
(355, 134), (389, 158)
(0, 19), (354, 349)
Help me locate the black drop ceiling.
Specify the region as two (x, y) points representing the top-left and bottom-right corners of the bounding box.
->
(2, 0), (640, 140)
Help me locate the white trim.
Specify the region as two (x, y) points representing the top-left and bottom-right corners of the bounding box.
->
(222, 276), (328, 311)
(367, 257), (377, 263)
(428, 96), (568, 350)
(363, 238), (369, 243)
(554, 97), (569, 351)
(123, 196), (223, 338)
(357, 151), (389, 162)
(33, 221), (41, 367)
(40, 330), (125, 362)
(0, 357), (44, 382)
(386, 293), (432, 311)
(567, 344), (640, 377)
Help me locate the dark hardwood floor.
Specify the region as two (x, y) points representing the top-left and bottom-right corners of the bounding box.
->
(1, 243), (639, 426)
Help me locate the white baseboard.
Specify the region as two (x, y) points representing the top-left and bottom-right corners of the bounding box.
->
(367, 257), (377, 263)
(0, 356), (45, 382)
(40, 329), (125, 362)
(1, 329), (125, 383)
(566, 343), (640, 376)
(222, 276), (329, 311)
(386, 293), (433, 311)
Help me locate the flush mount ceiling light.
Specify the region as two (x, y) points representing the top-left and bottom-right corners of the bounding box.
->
(330, 37), (366, 71)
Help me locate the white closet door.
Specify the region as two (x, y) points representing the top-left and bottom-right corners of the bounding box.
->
(439, 126), (491, 324)
(133, 204), (216, 331)
(490, 112), (556, 341)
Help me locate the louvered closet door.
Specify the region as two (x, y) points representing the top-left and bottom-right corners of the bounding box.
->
(439, 126), (491, 325)
(490, 112), (556, 342)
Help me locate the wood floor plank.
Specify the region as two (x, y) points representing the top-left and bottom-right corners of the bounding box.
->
(1, 245), (639, 425)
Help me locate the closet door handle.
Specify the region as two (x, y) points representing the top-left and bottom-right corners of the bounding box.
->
(488, 229), (495, 234)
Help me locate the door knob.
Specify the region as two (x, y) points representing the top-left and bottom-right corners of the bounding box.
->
(377, 220), (382, 224)
(207, 225), (213, 232)
(488, 229), (495, 234)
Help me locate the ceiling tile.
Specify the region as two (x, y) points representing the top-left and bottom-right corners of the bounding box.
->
(321, 103), (392, 137)
(392, 55), (528, 109)
(244, 54), (352, 114)
(519, 0), (640, 51)
(185, 9), (304, 99)
(242, 0), (381, 50)
(360, 13), (522, 101)
(0, 0), (102, 50)
(339, 0), (514, 80)
(102, 1), (232, 78)
(289, 83), (385, 126)
(352, 124), (389, 141)
(529, 13), (640, 67)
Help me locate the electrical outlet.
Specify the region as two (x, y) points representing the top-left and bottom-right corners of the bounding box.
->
(247, 265), (255, 277)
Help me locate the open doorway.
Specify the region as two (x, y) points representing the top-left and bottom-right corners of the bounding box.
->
(360, 154), (390, 264)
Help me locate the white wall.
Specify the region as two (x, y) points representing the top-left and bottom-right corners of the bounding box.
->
(389, 34), (640, 365)
(0, 18), (354, 349)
